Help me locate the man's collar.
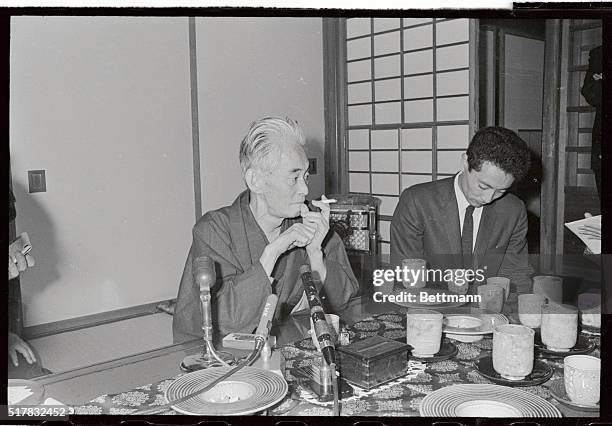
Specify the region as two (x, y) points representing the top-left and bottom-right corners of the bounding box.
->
(454, 172), (471, 212)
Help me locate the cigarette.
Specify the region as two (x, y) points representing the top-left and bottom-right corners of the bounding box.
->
(319, 199), (337, 204)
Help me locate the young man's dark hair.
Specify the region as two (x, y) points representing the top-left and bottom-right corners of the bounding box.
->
(467, 126), (531, 181)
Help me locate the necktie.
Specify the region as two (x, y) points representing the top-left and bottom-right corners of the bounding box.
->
(462, 205), (475, 269)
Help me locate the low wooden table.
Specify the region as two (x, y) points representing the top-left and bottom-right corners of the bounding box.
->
(33, 296), (600, 418)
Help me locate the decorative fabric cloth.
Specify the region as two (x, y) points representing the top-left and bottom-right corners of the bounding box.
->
(73, 312), (600, 417)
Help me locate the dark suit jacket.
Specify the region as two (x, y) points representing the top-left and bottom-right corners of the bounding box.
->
(390, 176), (533, 295)
(581, 45), (601, 192)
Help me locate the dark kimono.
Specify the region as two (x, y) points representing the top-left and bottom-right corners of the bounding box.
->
(172, 190), (359, 343)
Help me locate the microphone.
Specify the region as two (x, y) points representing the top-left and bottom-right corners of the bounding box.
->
(194, 255), (215, 293)
(299, 264), (336, 367)
(194, 255), (215, 341)
(253, 294), (279, 351)
(180, 255), (235, 371)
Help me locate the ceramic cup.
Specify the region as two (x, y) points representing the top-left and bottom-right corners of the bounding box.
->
(401, 258), (427, 289)
(533, 275), (563, 304)
(492, 324), (535, 380)
(518, 293), (547, 328)
(445, 269), (470, 295)
(406, 308), (443, 357)
(379, 273), (395, 296)
(577, 292), (601, 311)
(478, 284), (504, 313)
(564, 355), (600, 405)
(577, 293), (602, 329)
(581, 304), (601, 329)
(541, 304), (578, 351)
(310, 313), (340, 351)
(487, 277), (511, 301)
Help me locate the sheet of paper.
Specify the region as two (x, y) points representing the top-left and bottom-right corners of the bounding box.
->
(565, 215), (601, 254)
(8, 385), (33, 405)
(43, 397), (66, 406)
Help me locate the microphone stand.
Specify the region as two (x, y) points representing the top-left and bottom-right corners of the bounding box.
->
(138, 294), (279, 415)
(330, 362), (339, 416)
(181, 256), (235, 371)
(299, 264), (341, 416)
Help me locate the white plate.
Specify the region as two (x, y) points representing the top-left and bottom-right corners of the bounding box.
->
(420, 384), (562, 417)
(442, 308), (508, 336)
(165, 366), (288, 415)
(8, 379), (45, 405)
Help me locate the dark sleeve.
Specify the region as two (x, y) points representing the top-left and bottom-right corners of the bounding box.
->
(581, 46), (601, 108)
(390, 188), (425, 269)
(9, 186), (16, 222)
(172, 220), (272, 343)
(319, 232), (360, 310)
(498, 203), (534, 296)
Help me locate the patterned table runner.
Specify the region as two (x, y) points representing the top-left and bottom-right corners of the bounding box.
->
(72, 311), (600, 417)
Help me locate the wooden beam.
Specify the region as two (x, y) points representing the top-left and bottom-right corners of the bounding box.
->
(540, 19), (563, 273)
(555, 20), (571, 273)
(188, 17), (202, 220)
(496, 29), (505, 127)
(469, 19), (480, 136)
(322, 18), (348, 195)
(23, 299), (172, 340)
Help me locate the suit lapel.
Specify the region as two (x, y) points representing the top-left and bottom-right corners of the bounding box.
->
(438, 177), (462, 257)
(473, 203), (497, 268)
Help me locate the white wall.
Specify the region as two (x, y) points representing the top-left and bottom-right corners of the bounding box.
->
(195, 17), (326, 212)
(10, 17), (195, 326)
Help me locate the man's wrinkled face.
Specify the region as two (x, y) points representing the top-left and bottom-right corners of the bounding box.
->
(261, 143), (310, 219)
(459, 156), (514, 208)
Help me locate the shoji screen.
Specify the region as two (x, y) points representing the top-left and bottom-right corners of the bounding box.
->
(344, 18), (475, 256)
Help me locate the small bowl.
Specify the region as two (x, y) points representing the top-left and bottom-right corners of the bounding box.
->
(444, 315), (483, 329)
(446, 333), (484, 343)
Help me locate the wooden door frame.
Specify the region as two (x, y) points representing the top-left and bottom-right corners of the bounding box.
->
(540, 19), (564, 273)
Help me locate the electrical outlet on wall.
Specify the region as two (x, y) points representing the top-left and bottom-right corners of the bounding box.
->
(28, 170), (46, 193)
(308, 158), (317, 175)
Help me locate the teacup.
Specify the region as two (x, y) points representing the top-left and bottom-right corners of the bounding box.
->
(401, 258), (427, 289)
(577, 292), (601, 311)
(478, 284), (504, 313)
(581, 305), (601, 328)
(445, 269), (469, 295)
(406, 308), (443, 357)
(487, 277), (511, 301)
(518, 293), (547, 328)
(379, 274), (395, 296)
(310, 314), (340, 351)
(541, 304), (577, 351)
(577, 293), (601, 328)
(492, 324), (535, 380)
(533, 275), (563, 304)
(564, 355), (600, 405)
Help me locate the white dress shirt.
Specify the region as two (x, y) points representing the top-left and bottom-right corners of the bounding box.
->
(454, 172), (483, 252)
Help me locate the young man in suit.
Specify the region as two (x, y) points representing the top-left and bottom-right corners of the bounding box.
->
(390, 127), (533, 302)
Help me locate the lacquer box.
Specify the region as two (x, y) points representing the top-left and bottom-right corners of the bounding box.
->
(337, 335), (410, 390)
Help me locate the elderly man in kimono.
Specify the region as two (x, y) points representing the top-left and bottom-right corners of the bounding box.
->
(173, 117), (359, 343)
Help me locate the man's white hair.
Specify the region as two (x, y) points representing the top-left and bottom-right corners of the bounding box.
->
(239, 116), (305, 175)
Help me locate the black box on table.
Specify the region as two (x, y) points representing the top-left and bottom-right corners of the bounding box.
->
(336, 335), (410, 390)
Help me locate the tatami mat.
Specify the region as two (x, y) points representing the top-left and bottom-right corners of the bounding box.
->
(29, 313), (174, 374)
